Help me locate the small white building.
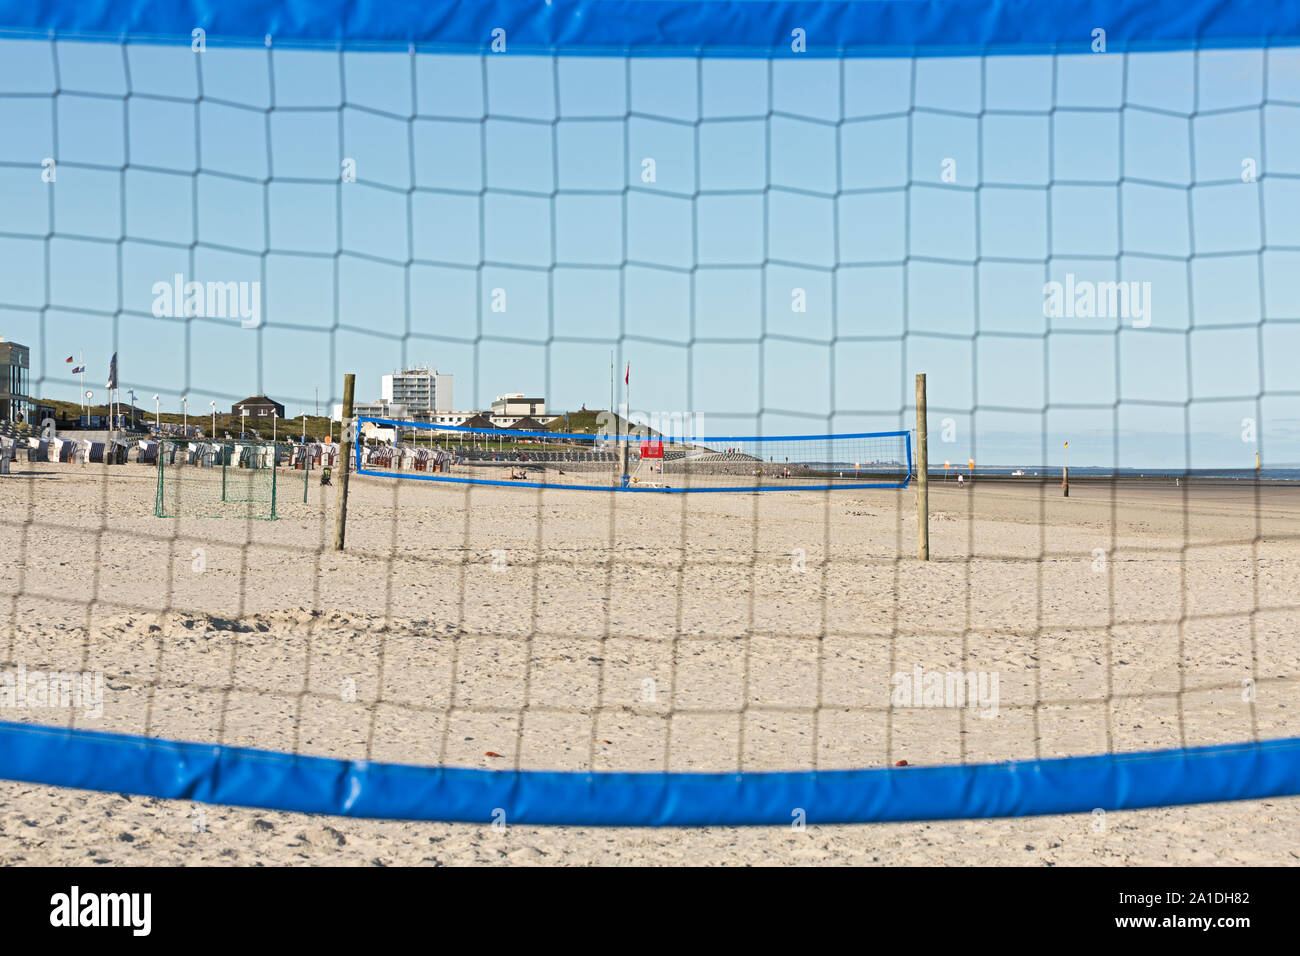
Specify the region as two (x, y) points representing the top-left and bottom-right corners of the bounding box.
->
(333, 405), (558, 430)
(491, 394), (545, 418)
(360, 422), (398, 443)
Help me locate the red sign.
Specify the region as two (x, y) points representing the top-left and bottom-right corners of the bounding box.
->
(640, 440), (664, 459)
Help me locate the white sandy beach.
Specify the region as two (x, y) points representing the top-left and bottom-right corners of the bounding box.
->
(1, 460), (1297, 864)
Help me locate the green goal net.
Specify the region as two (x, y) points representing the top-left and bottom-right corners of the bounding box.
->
(154, 439), (279, 520)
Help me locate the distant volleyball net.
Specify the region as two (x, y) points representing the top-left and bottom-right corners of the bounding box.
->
(354, 418), (912, 492)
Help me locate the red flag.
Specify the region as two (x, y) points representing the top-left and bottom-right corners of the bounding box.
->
(625, 362), (629, 386)
(65, 356), (73, 363)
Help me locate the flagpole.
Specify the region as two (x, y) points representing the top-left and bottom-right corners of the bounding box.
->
(107, 352), (118, 437)
(619, 361), (629, 486)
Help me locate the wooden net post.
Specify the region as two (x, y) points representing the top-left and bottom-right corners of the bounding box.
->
(916, 373), (929, 561)
(333, 373), (355, 551)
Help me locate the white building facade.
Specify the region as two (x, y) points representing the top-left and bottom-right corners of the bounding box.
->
(490, 394), (545, 418)
(335, 406), (558, 429)
(381, 367), (453, 414)
(333, 379), (558, 432)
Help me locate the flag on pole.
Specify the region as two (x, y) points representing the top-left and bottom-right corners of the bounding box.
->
(1064, 441), (1069, 448)
(107, 352), (118, 389)
(65, 355), (73, 363)
(71, 365), (85, 374)
(625, 362), (629, 386)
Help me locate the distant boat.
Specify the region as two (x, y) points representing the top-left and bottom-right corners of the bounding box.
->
(1011, 469), (1025, 476)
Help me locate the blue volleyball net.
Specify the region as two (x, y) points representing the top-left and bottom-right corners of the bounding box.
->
(355, 417), (912, 492)
(1, 0), (1299, 829)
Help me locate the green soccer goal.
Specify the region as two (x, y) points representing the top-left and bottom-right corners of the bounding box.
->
(155, 439), (279, 520)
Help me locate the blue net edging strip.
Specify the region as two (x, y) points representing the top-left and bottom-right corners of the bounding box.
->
(3, 720), (1300, 825)
(3, 0), (1300, 56)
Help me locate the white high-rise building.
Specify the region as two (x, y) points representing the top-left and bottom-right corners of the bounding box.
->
(380, 367), (453, 414)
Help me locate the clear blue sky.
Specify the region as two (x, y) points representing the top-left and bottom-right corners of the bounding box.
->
(1, 38), (1298, 466)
